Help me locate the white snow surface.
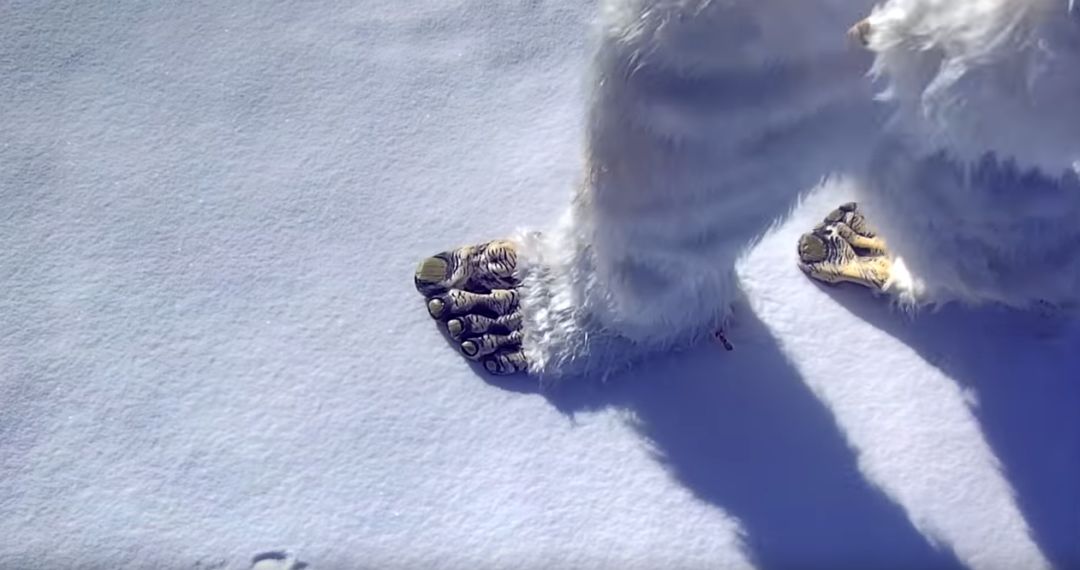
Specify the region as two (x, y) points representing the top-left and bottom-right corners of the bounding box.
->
(1, 1), (1078, 569)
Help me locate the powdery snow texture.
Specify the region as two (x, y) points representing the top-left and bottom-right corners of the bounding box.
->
(1, 1), (1077, 569)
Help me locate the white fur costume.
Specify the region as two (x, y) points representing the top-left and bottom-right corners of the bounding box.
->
(510, 0), (1080, 379)
(857, 0), (1080, 308)
(515, 0), (882, 378)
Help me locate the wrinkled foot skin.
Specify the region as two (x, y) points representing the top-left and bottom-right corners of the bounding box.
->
(414, 240), (529, 375)
(798, 202), (892, 291)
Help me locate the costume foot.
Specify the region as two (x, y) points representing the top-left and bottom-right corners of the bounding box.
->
(797, 202), (892, 291)
(848, 17), (872, 46)
(414, 240), (529, 375)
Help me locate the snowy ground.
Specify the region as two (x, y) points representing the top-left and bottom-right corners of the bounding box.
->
(2, 1), (1078, 569)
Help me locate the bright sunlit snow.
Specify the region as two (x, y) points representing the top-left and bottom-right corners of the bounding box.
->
(1, 1), (1078, 569)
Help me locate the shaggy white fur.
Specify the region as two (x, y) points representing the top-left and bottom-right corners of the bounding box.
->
(516, 0), (882, 378)
(858, 0), (1080, 308)
(516, 0), (1080, 378)
(866, 0), (1080, 173)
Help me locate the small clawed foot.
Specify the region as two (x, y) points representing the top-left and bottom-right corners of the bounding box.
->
(414, 240), (529, 376)
(848, 17), (872, 47)
(798, 202), (892, 291)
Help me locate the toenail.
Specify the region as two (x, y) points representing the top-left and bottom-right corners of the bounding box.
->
(416, 256), (449, 285)
(427, 298), (445, 318)
(447, 319), (463, 337)
(798, 234), (827, 263)
(460, 341), (478, 357)
(484, 359), (499, 373)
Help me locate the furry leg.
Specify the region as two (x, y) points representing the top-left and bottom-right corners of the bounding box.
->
(847, 0), (1080, 309)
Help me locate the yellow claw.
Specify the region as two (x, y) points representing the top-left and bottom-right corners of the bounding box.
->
(427, 298), (445, 319)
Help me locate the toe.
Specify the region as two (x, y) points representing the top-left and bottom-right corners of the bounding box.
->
(414, 244), (481, 296)
(446, 311), (522, 340)
(463, 288), (519, 318)
(482, 349), (528, 375)
(828, 203), (877, 238)
(798, 232), (829, 264)
(426, 288), (519, 321)
(415, 255), (453, 296)
(824, 206), (848, 224)
(460, 331), (524, 360)
(446, 317), (467, 339)
(845, 211), (876, 238)
(836, 221), (886, 253)
(414, 240), (520, 296)
(467, 240), (520, 291)
(426, 292), (463, 320)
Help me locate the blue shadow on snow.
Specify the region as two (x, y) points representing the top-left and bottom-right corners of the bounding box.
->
(489, 303), (966, 570)
(821, 283), (1080, 570)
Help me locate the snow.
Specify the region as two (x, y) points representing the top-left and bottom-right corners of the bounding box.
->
(1, 1), (1077, 569)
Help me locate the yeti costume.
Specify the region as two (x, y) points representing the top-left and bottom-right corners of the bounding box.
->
(516, 0), (882, 378)
(857, 0), (1080, 308)
(416, 0), (1080, 379)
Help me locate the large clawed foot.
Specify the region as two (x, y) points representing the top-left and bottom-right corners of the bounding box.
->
(798, 202), (893, 291)
(414, 240), (529, 376)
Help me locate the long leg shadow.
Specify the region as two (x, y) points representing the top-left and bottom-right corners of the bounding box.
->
(819, 284), (1080, 569)
(495, 304), (964, 570)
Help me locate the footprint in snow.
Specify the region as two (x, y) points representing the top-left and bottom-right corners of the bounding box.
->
(250, 551), (308, 570)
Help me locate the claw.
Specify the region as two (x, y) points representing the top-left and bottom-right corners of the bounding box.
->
(460, 331), (523, 360)
(415, 255), (451, 294)
(483, 350), (528, 375)
(848, 18), (872, 47)
(427, 297), (447, 319)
